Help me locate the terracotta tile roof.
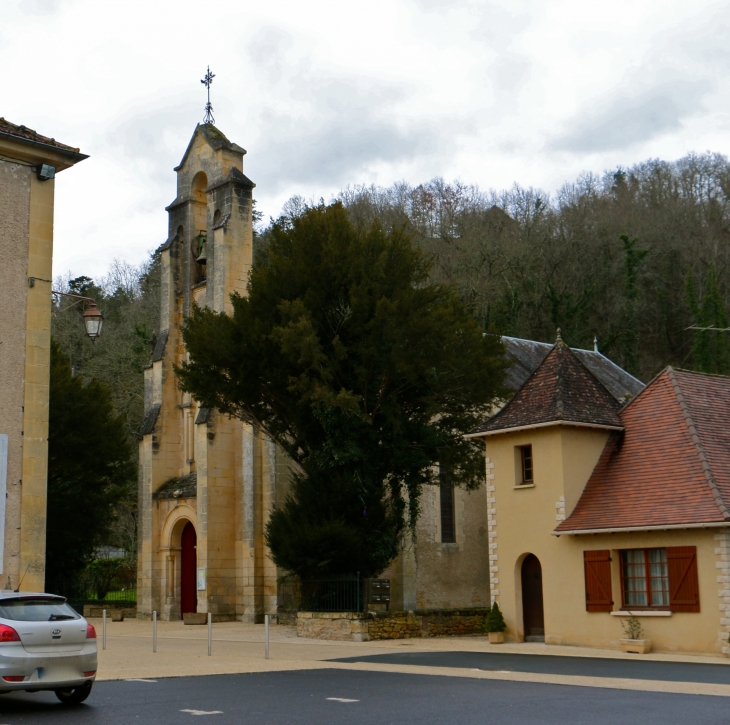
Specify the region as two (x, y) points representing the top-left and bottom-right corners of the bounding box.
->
(556, 368), (730, 533)
(470, 340), (623, 435)
(0, 117), (81, 153)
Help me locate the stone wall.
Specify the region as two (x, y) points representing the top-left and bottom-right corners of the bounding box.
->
(296, 612), (369, 641)
(296, 608), (490, 641)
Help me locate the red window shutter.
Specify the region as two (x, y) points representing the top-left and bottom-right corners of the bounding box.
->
(584, 550), (613, 612)
(667, 546), (700, 613)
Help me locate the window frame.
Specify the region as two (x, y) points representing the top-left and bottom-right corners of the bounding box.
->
(519, 445), (533, 485)
(619, 547), (670, 610)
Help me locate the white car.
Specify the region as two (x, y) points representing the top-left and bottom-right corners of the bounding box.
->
(0, 591), (97, 704)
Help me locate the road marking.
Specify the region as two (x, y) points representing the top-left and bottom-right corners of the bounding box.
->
(327, 697), (359, 703)
(126, 678), (158, 683)
(180, 710), (223, 716)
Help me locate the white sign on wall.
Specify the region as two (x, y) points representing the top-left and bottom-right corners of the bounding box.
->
(197, 567), (206, 591)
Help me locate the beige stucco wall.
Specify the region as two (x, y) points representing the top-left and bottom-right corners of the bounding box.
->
(0, 157), (31, 589)
(484, 424), (729, 654)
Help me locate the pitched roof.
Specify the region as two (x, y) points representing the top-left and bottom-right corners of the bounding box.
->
(556, 368), (730, 534)
(0, 117), (85, 157)
(502, 336), (644, 403)
(471, 340), (624, 435)
(174, 123), (246, 171)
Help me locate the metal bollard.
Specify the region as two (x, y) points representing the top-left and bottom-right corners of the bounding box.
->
(207, 613), (212, 656)
(102, 609), (107, 651)
(153, 611), (157, 653)
(265, 614), (269, 660)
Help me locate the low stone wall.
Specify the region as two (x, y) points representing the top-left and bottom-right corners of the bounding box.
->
(83, 605), (137, 619)
(296, 612), (369, 641)
(296, 608), (490, 641)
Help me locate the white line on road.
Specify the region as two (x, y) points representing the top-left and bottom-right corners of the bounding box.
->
(327, 697), (359, 703)
(180, 709), (224, 716)
(126, 678), (158, 683)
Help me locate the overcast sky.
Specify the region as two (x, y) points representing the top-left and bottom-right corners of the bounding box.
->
(3, 0), (730, 279)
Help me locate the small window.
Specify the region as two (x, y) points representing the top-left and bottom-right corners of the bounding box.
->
(621, 548), (669, 608)
(439, 465), (455, 544)
(519, 445), (533, 484)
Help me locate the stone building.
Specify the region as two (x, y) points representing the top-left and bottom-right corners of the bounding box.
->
(0, 118), (86, 592)
(137, 124), (642, 623)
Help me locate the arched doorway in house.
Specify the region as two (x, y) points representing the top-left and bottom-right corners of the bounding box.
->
(521, 554), (545, 641)
(180, 522), (197, 616)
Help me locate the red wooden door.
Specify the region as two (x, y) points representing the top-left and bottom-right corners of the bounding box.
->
(181, 522), (197, 616)
(521, 554), (545, 639)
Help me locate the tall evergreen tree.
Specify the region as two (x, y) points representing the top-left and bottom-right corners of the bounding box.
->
(46, 340), (135, 595)
(687, 264), (730, 374)
(176, 202), (508, 579)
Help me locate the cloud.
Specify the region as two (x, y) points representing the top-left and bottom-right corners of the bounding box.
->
(550, 78), (710, 153)
(18, 0), (65, 15)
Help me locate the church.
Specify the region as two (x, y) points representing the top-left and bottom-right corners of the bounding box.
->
(136, 124), (641, 626)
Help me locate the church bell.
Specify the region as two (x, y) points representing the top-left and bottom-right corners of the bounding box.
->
(194, 232), (207, 265)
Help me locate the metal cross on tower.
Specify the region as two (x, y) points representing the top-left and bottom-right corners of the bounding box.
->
(201, 66), (215, 124)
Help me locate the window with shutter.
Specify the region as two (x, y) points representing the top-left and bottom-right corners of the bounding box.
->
(667, 546), (700, 613)
(584, 550), (613, 612)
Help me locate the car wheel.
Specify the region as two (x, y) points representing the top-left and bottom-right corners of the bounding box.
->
(55, 682), (92, 705)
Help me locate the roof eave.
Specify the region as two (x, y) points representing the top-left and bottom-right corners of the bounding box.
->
(0, 130), (88, 168)
(465, 419), (624, 439)
(552, 520), (730, 536)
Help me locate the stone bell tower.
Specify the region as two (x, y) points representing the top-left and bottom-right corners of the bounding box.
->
(137, 124), (285, 622)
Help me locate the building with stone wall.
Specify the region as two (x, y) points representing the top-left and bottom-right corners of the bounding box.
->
(0, 118), (86, 592)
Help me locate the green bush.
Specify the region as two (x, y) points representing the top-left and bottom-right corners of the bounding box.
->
(485, 601), (506, 633)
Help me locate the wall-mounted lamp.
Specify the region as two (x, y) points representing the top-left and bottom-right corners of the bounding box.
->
(32, 278), (106, 342)
(36, 164), (56, 181)
(82, 301), (103, 340)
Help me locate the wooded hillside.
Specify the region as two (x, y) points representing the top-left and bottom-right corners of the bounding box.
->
(51, 151), (730, 550)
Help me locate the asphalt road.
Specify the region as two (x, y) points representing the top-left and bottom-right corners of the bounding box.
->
(0, 669), (726, 724)
(333, 650), (730, 684)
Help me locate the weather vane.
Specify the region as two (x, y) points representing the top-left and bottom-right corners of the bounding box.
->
(201, 66), (215, 124)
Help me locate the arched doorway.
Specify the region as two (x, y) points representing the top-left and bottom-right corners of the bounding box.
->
(521, 554), (544, 641)
(180, 522), (197, 616)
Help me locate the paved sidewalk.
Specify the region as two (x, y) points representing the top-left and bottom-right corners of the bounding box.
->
(90, 618), (730, 697)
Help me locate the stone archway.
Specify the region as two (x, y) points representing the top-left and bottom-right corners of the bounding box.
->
(159, 506), (197, 621)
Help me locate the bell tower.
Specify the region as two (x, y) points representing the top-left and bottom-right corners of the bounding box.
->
(138, 124), (280, 623)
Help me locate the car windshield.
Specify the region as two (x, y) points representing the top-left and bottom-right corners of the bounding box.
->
(0, 599), (80, 622)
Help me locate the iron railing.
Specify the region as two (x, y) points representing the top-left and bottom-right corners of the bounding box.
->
(278, 574), (361, 613)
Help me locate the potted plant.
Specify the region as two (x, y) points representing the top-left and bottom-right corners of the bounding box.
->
(619, 615), (651, 654)
(485, 601), (506, 644)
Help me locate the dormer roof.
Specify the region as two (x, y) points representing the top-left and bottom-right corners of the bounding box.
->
(469, 340), (624, 436)
(555, 368), (730, 534)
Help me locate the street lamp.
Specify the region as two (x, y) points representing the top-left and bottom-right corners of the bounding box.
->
(82, 301), (103, 341)
(28, 277), (105, 342)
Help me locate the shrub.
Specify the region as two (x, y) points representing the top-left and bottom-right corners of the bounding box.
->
(485, 601), (506, 633)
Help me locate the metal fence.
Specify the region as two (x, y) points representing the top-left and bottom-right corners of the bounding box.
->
(53, 571), (137, 607)
(278, 575), (361, 613)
